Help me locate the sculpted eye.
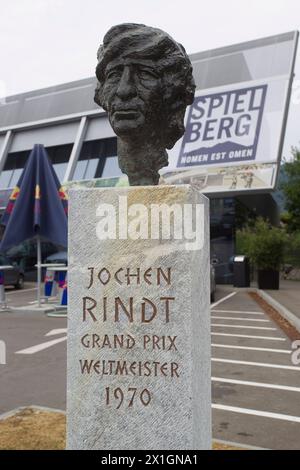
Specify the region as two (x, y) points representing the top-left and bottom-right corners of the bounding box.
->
(138, 69), (158, 80)
(106, 69), (122, 80)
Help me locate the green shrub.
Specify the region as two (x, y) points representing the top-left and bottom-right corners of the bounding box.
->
(236, 218), (287, 270)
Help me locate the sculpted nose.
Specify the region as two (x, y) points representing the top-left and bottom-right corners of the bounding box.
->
(116, 67), (136, 100)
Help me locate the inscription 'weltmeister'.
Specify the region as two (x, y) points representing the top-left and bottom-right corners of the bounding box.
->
(80, 359), (179, 378)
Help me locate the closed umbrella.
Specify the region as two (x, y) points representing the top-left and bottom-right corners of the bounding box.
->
(0, 144), (68, 306)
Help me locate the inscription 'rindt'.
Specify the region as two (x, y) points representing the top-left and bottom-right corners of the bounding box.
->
(82, 296), (175, 323)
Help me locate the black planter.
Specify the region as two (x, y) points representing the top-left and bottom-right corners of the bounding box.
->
(257, 269), (280, 290)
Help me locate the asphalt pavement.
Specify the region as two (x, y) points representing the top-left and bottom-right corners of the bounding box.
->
(212, 286), (300, 449)
(1, 284), (300, 449)
(0, 285), (67, 413)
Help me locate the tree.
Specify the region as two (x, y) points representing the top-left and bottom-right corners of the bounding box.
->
(281, 147), (300, 232)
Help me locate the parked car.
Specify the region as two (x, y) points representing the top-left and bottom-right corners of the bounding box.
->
(210, 263), (216, 303)
(44, 251), (67, 265)
(6, 239), (59, 273)
(0, 255), (24, 289)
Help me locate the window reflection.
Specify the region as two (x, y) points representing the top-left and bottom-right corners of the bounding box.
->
(210, 197), (235, 284)
(101, 155), (121, 178)
(73, 138), (121, 180)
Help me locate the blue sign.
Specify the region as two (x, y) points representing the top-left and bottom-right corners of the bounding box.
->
(177, 84), (267, 167)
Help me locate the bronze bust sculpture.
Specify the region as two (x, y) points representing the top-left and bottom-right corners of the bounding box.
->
(94, 23), (195, 186)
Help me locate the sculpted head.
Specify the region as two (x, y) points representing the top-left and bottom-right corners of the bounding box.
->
(95, 23), (195, 185)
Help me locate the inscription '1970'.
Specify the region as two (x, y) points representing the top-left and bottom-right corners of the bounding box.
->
(105, 387), (151, 409)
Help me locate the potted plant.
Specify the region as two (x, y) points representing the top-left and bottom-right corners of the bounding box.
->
(236, 218), (286, 290)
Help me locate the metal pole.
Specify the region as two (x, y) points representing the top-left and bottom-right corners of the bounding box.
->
(37, 234), (42, 307)
(0, 271), (6, 309)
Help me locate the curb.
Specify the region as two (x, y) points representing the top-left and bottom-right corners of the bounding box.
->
(221, 285), (300, 334)
(8, 306), (67, 315)
(46, 312), (67, 318)
(0, 408), (266, 451)
(9, 306), (56, 314)
(249, 288), (300, 334)
(0, 405), (66, 421)
(212, 438), (268, 450)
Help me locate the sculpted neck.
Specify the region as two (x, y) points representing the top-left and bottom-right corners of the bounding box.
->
(117, 137), (168, 186)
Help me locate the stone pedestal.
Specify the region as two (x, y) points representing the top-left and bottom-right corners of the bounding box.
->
(67, 185), (211, 450)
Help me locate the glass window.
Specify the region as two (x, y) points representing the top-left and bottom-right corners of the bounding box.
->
(210, 197), (235, 284)
(52, 162), (68, 181)
(9, 168), (23, 188)
(45, 143), (72, 182)
(0, 170), (14, 189)
(1, 143), (72, 189)
(73, 160), (88, 180)
(0, 149), (30, 189)
(192, 32), (297, 90)
(101, 156), (122, 178)
(73, 138), (121, 180)
(84, 159), (99, 180)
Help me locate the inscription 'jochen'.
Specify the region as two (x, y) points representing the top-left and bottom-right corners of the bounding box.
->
(87, 266), (172, 288)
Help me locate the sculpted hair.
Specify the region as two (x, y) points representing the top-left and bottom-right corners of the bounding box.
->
(94, 23), (195, 149)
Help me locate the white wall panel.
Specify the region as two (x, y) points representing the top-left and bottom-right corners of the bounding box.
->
(85, 116), (115, 141)
(10, 121), (80, 152)
(0, 135), (5, 152)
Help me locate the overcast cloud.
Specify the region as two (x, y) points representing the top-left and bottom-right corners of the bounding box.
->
(0, 0), (300, 158)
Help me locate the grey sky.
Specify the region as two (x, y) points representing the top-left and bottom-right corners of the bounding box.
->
(1, 0), (300, 158)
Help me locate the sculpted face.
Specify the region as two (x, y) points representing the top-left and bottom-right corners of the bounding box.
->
(94, 23), (195, 185)
(102, 58), (163, 139)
